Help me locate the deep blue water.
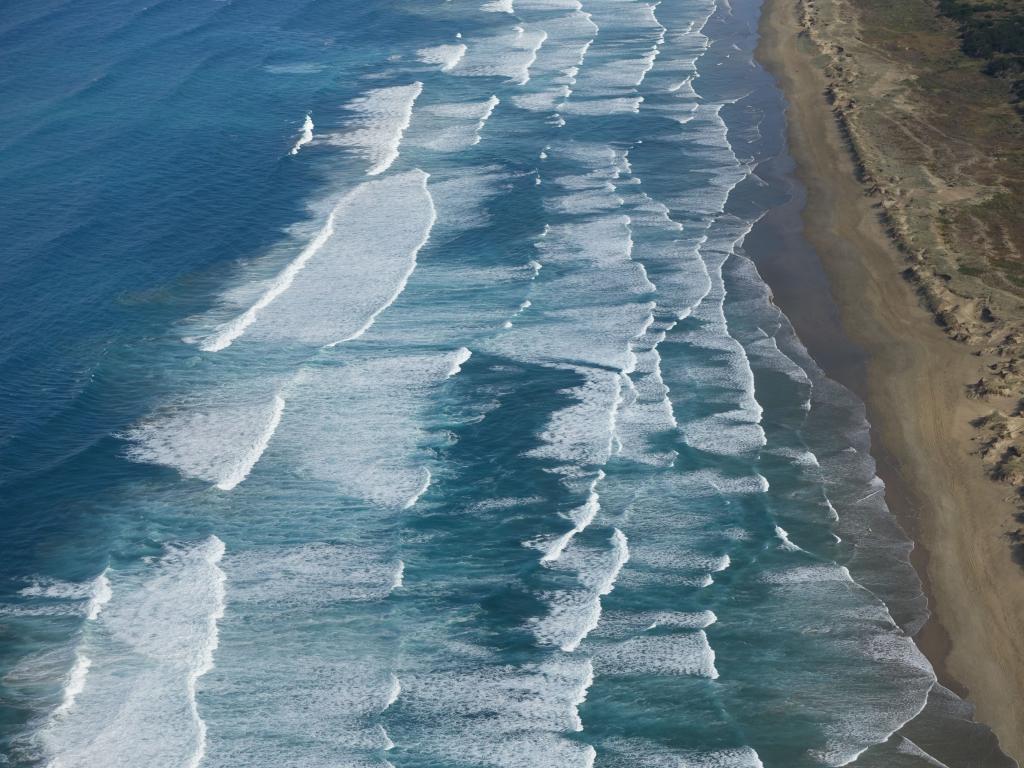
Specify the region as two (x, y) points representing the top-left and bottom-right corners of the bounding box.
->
(0, 0), (1015, 766)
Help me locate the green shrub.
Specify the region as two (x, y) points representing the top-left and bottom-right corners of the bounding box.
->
(962, 18), (1024, 57)
(936, 0), (1024, 110)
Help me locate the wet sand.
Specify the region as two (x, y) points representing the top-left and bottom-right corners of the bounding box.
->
(752, 0), (1024, 760)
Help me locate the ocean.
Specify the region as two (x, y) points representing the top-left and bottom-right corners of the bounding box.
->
(0, 0), (1015, 766)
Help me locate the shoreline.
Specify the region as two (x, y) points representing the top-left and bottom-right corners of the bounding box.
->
(752, 0), (1024, 761)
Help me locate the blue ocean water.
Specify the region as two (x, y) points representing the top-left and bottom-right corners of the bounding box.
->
(0, 0), (1016, 766)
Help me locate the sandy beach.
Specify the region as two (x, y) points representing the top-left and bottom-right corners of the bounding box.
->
(755, 0), (1024, 760)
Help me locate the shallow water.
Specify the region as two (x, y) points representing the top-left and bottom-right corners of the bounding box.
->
(0, 0), (1014, 766)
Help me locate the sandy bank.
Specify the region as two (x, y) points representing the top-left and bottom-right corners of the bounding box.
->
(755, 0), (1024, 760)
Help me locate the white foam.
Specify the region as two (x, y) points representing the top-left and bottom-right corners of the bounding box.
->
(224, 543), (403, 609)
(595, 631), (719, 679)
(18, 570), (112, 622)
(197, 202), (336, 351)
(511, 86), (571, 113)
(895, 737), (950, 768)
(515, 0), (584, 8)
(669, 75), (694, 93)
(447, 347), (473, 376)
(488, 223), (654, 371)
(568, 658), (594, 731)
(454, 26), (547, 85)
(560, 95), (643, 114)
(403, 468), (433, 509)
(280, 350), (466, 508)
(602, 740), (764, 768)
(598, 532), (626, 598)
(774, 525), (803, 553)
(326, 82), (423, 175)
(39, 537), (226, 768)
(669, 230), (766, 459)
(515, 6), (596, 95)
(85, 571), (111, 621)
(126, 392), (284, 490)
(527, 369), (623, 469)
(414, 96), (502, 151)
(615, 342), (678, 467)
(417, 43), (467, 72)
(759, 564), (855, 585)
(580, 46), (660, 90)
(541, 471), (603, 562)
(188, 539), (226, 768)
(593, 609), (718, 636)
(425, 164), (507, 230)
(200, 170), (434, 349)
(217, 394), (284, 490)
(502, 298), (533, 330)
(535, 528), (629, 652)
(474, 95), (500, 144)
(488, 209), (658, 474)
(398, 657), (596, 765)
(196, 542), (404, 766)
(53, 652), (91, 718)
(288, 112), (314, 155)
(302, 173), (435, 347)
(384, 674), (402, 711)
(420, 727), (596, 768)
(643, 610), (718, 630)
(19, 580), (90, 600)
(482, 0), (514, 11)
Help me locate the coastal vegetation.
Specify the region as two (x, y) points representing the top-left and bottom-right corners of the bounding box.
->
(937, 0), (1024, 110)
(798, 0), (1024, 500)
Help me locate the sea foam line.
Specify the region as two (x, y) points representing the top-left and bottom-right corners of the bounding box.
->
(216, 394), (285, 490)
(21, 571), (112, 620)
(365, 82), (422, 176)
(447, 347), (473, 377)
(289, 113), (314, 156)
(53, 653), (92, 718)
(562, 529), (629, 653)
(392, 560), (405, 590)
(186, 536), (227, 768)
(520, 30), (549, 85)
(599, 529), (630, 597)
(40, 571), (111, 721)
(634, 2), (668, 88)
(542, 471), (604, 563)
(472, 95), (500, 145)
(383, 674), (401, 711)
(199, 205), (341, 352)
(568, 658), (595, 732)
(37, 539), (227, 767)
(325, 83), (423, 176)
(201, 169), (433, 352)
(402, 468), (433, 509)
(85, 570), (112, 621)
(417, 43), (467, 72)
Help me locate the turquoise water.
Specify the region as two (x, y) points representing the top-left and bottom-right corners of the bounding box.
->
(0, 0), (1015, 766)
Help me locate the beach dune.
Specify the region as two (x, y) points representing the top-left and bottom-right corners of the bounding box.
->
(756, 0), (1024, 760)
